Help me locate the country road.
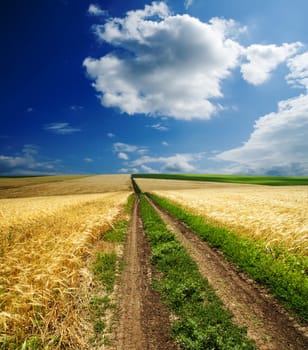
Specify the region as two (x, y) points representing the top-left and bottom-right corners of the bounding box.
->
(113, 198), (179, 350)
(146, 194), (308, 350)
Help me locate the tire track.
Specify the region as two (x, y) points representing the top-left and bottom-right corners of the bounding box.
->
(147, 195), (308, 350)
(113, 198), (179, 350)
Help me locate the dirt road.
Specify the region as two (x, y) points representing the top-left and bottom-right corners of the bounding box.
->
(147, 195), (308, 350)
(113, 198), (179, 350)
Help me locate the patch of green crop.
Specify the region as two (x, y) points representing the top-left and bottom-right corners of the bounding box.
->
(139, 195), (256, 349)
(0, 335), (60, 350)
(132, 173), (308, 186)
(102, 194), (134, 243)
(148, 193), (308, 322)
(103, 220), (127, 243)
(89, 194), (133, 347)
(125, 193), (135, 214)
(93, 253), (118, 293)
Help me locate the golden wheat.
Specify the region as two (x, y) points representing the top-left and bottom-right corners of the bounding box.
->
(136, 179), (308, 253)
(0, 191), (130, 348)
(0, 174), (132, 199)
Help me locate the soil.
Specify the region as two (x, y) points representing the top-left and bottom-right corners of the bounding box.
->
(113, 198), (179, 350)
(147, 195), (308, 350)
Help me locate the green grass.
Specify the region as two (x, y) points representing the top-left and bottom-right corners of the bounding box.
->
(103, 220), (128, 243)
(90, 252), (118, 346)
(0, 336), (60, 350)
(139, 195), (256, 349)
(89, 194), (133, 346)
(133, 173), (308, 186)
(93, 253), (118, 293)
(148, 193), (308, 322)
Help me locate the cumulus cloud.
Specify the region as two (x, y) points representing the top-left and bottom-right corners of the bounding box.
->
(184, 0), (194, 9)
(22, 144), (39, 156)
(0, 145), (57, 175)
(83, 2), (244, 120)
(43, 122), (81, 135)
(140, 164), (159, 173)
(70, 105), (83, 111)
(286, 52), (308, 89)
(130, 153), (204, 172)
(241, 43), (302, 85)
(107, 132), (115, 138)
(113, 139), (204, 173)
(113, 142), (147, 154)
(88, 4), (107, 16)
(148, 123), (169, 131)
(215, 93), (308, 175)
(113, 142), (148, 162)
(118, 152), (129, 160)
(162, 141), (169, 146)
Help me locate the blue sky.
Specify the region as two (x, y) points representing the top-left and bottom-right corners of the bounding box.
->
(1, 0), (308, 175)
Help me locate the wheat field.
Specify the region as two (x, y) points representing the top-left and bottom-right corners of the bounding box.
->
(0, 174), (131, 199)
(136, 179), (308, 253)
(0, 191), (130, 347)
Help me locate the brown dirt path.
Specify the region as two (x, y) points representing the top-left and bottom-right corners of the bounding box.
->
(147, 195), (308, 350)
(113, 198), (179, 350)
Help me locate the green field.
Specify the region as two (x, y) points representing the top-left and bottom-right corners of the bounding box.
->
(132, 174), (308, 186)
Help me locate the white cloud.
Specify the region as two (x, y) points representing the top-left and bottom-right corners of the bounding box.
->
(113, 142), (148, 162)
(140, 164), (159, 173)
(0, 145), (57, 175)
(118, 152), (129, 160)
(43, 122), (81, 135)
(184, 0), (193, 9)
(0, 155), (29, 172)
(70, 105), (83, 111)
(130, 153), (204, 172)
(162, 141), (169, 146)
(84, 157), (94, 163)
(241, 43), (302, 85)
(83, 2), (244, 120)
(215, 93), (308, 175)
(107, 132), (115, 138)
(148, 123), (169, 131)
(26, 107), (34, 112)
(118, 167), (139, 173)
(113, 142), (147, 154)
(22, 144), (39, 156)
(88, 4), (107, 16)
(286, 52), (308, 89)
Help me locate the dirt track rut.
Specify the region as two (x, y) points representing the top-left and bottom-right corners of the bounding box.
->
(147, 195), (308, 350)
(113, 198), (179, 350)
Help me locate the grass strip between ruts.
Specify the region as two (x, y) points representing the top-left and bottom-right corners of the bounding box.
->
(148, 193), (308, 323)
(139, 194), (256, 350)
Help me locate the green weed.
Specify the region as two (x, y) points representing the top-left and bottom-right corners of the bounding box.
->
(139, 195), (256, 349)
(93, 253), (117, 293)
(148, 193), (308, 322)
(103, 220), (127, 243)
(89, 194), (133, 346)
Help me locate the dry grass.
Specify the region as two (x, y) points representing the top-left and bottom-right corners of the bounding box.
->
(0, 174), (132, 199)
(136, 179), (308, 254)
(0, 191), (130, 348)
